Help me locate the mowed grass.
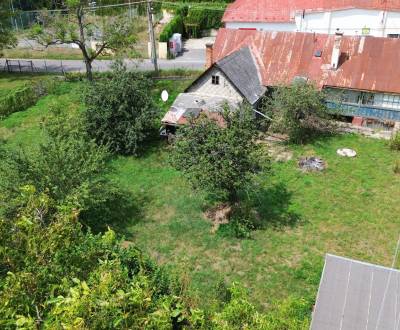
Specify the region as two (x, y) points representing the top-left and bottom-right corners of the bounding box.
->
(109, 135), (400, 308)
(1, 76), (399, 310)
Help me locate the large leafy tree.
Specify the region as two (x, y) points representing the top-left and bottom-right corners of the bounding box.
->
(171, 105), (265, 204)
(0, 1), (17, 55)
(84, 64), (159, 155)
(263, 82), (334, 143)
(30, 0), (137, 80)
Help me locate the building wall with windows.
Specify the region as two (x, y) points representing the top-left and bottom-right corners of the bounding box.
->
(325, 88), (400, 121)
(187, 67), (243, 102)
(225, 9), (400, 37)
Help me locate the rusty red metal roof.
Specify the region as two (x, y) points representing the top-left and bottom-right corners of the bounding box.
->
(223, 0), (400, 23)
(212, 28), (400, 94)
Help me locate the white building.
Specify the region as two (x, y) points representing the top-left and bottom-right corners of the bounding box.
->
(223, 0), (400, 37)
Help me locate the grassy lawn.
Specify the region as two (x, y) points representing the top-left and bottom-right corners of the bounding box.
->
(108, 134), (400, 309)
(1, 75), (399, 311)
(0, 73), (47, 98)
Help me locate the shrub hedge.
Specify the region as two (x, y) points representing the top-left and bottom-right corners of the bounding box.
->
(159, 14), (185, 42)
(0, 79), (56, 117)
(159, 3), (226, 41)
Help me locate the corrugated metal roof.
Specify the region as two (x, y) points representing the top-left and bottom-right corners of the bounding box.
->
(212, 28), (400, 94)
(216, 47), (267, 105)
(311, 254), (400, 330)
(223, 0), (400, 23)
(161, 93), (238, 126)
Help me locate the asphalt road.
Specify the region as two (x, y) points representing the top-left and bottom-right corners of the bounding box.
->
(0, 49), (206, 73)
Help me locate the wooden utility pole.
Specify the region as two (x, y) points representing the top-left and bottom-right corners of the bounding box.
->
(147, 0), (158, 73)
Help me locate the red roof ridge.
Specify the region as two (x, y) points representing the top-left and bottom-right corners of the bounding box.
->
(223, 0), (400, 23)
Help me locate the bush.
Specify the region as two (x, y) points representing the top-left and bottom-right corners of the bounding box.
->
(159, 14), (185, 42)
(264, 82), (335, 144)
(390, 131), (400, 151)
(0, 105), (112, 220)
(0, 78), (56, 117)
(84, 64), (159, 155)
(184, 6), (224, 38)
(0, 189), (194, 329)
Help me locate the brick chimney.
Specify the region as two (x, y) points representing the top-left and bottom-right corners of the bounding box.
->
(331, 31), (343, 70)
(205, 43), (214, 69)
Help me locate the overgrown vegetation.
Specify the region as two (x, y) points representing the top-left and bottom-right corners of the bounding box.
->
(0, 189), (195, 329)
(390, 131), (400, 151)
(1, 73), (400, 328)
(264, 82), (335, 143)
(0, 103), (118, 226)
(160, 3), (226, 41)
(0, 2), (16, 56)
(0, 78), (56, 117)
(84, 65), (159, 155)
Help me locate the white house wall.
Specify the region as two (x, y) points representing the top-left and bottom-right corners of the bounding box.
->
(226, 9), (400, 37)
(187, 67), (243, 102)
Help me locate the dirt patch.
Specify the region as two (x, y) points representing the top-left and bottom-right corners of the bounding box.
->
(258, 134), (293, 162)
(121, 240), (134, 249)
(204, 203), (232, 233)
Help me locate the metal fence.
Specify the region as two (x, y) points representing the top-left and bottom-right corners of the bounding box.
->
(2, 59), (66, 74)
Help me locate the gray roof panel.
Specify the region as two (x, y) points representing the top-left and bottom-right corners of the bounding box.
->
(311, 254), (400, 330)
(215, 47), (266, 105)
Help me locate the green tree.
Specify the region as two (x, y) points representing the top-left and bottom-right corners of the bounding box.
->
(0, 1), (17, 55)
(264, 82), (334, 143)
(171, 105), (265, 204)
(0, 105), (111, 220)
(29, 0), (137, 80)
(84, 65), (159, 155)
(0, 188), (198, 329)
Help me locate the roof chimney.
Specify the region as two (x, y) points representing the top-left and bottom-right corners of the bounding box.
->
(205, 43), (214, 69)
(331, 31), (343, 70)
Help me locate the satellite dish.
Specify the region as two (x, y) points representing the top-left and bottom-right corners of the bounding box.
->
(161, 90), (169, 102)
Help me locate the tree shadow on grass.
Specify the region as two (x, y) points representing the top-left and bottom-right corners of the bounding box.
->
(250, 182), (304, 230)
(80, 188), (149, 236)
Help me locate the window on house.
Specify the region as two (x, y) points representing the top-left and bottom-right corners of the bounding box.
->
(211, 75), (220, 85)
(360, 92), (374, 106)
(379, 93), (400, 109)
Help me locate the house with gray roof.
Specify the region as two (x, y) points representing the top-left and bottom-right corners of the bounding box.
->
(160, 46), (266, 134)
(311, 254), (400, 330)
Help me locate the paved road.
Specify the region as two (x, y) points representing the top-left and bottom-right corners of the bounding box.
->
(1, 37), (212, 73)
(0, 56), (205, 74)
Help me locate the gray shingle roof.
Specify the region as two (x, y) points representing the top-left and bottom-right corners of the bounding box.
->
(311, 254), (400, 330)
(215, 46), (266, 105)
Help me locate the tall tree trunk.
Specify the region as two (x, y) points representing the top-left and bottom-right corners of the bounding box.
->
(76, 6), (93, 81)
(85, 59), (93, 81)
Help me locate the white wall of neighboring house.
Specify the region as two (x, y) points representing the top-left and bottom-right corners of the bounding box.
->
(187, 67), (243, 101)
(226, 9), (400, 37)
